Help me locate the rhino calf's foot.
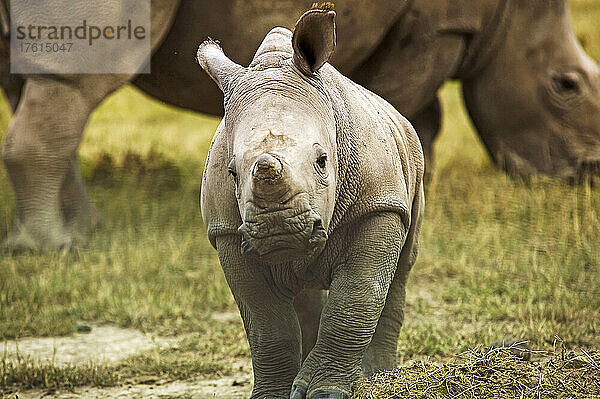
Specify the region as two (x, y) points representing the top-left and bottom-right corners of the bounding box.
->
(310, 390), (348, 399)
(291, 384), (348, 399)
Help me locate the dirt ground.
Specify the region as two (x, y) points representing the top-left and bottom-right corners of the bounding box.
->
(2, 325), (176, 366)
(2, 324), (253, 399)
(6, 375), (252, 399)
(7, 371), (253, 399)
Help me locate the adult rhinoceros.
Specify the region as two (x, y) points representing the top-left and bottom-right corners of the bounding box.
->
(1, 0), (599, 251)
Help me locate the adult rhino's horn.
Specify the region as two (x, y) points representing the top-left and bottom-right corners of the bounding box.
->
(197, 38), (243, 92)
(292, 9), (336, 76)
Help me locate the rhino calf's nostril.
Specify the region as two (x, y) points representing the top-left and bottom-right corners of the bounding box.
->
(309, 219), (328, 247)
(253, 153), (283, 181)
(240, 238), (254, 255)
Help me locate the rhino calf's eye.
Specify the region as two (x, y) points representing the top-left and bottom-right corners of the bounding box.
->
(317, 154), (327, 169)
(227, 158), (237, 178)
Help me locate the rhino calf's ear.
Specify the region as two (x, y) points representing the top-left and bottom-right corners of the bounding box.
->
(197, 39), (243, 92)
(292, 9), (336, 76)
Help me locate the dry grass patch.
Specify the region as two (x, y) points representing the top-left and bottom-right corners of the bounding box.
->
(354, 346), (600, 398)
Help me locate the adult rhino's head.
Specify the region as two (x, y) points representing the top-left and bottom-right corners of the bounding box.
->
(198, 9), (337, 262)
(462, 0), (600, 181)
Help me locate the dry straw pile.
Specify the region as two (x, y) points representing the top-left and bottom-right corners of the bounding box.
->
(354, 345), (600, 398)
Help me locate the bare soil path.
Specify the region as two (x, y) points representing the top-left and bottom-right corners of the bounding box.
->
(2, 323), (253, 399)
(2, 325), (176, 366)
(7, 372), (253, 399)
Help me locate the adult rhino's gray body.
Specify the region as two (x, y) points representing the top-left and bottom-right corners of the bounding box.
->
(2, 0), (599, 250)
(198, 8), (424, 398)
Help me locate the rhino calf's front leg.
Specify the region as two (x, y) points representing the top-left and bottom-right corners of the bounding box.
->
(215, 235), (303, 399)
(292, 212), (406, 399)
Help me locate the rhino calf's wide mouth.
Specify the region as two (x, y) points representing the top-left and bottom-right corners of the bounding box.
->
(237, 204), (328, 261)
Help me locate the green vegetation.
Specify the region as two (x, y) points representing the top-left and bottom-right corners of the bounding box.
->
(1, 0), (599, 392)
(1, 357), (118, 391)
(1, 319), (247, 391)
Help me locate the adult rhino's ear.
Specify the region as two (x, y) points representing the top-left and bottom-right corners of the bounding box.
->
(292, 9), (336, 76)
(197, 39), (243, 92)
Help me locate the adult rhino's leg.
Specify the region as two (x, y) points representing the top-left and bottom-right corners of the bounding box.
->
(0, 38), (24, 112)
(61, 153), (103, 238)
(361, 189), (424, 376)
(291, 213), (406, 399)
(2, 0), (180, 251)
(1, 75), (131, 251)
(1, 74), (24, 113)
(410, 97), (441, 183)
(216, 235), (302, 399)
(293, 289), (326, 361)
(56, 0), (179, 241)
(57, 0), (180, 240)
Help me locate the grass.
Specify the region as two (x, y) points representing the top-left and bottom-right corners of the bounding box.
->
(1, 318), (248, 391)
(1, 0), (599, 393)
(1, 357), (119, 391)
(354, 346), (600, 398)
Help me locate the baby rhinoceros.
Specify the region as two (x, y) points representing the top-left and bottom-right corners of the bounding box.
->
(198, 8), (424, 399)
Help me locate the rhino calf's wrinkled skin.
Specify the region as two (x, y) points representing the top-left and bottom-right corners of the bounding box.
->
(198, 9), (424, 399)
